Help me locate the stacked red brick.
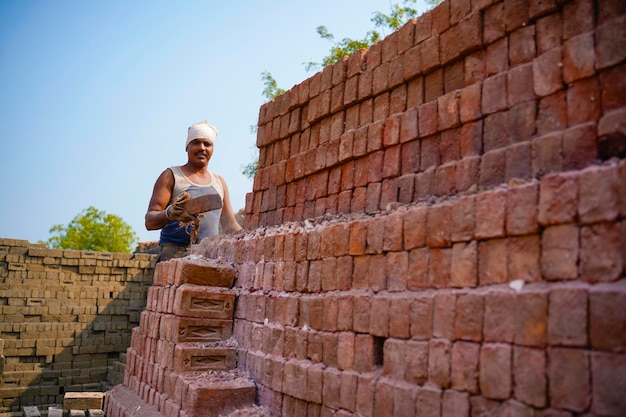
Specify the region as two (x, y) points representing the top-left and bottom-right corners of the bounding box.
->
(192, 0), (626, 416)
(104, 258), (256, 417)
(245, 0), (625, 228)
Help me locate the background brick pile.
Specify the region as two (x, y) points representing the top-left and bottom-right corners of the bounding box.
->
(0, 238), (154, 414)
(193, 0), (626, 415)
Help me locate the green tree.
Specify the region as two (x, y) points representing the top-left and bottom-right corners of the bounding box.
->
(45, 206), (138, 253)
(305, 0), (429, 71)
(261, 71), (286, 101)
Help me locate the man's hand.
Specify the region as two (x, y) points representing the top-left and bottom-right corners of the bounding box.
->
(165, 193), (196, 223)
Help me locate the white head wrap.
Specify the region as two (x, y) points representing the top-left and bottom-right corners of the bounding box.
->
(186, 120), (219, 149)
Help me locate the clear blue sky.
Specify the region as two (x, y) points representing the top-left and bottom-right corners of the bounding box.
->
(0, 0), (429, 245)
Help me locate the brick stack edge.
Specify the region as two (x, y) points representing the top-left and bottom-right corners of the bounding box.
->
(104, 257), (256, 417)
(196, 0), (626, 416)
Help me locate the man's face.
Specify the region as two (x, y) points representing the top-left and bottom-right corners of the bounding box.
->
(187, 138), (214, 164)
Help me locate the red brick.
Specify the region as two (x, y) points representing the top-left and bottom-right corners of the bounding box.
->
(596, 15), (626, 70)
(369, 295), (390, 337)
(507, 63), (534, 107)
(441, 389), (470, 417)
(567, 78), (600, 126)
(562, 32), (595, 83)
(389, 296), (411, 339)
(186, 375), (256, 417)
(373, 91), (390, 123)
(480, 148), (506, 187)
(369, 254), (386, 292)
(533, 47), (563, 97)
(417, 386), (443, 417)
(451, 341), (480, 394)
(353, 334), (376, 373)
(536, 91), (568, 136)
(506, 183), (539, 235)
(382, 338), (406, 380)
(531, 132), (561, 176)
(548, 285), (588, 346)
(514, 290), (548, 348)
(451, 241), (478, 288)
(322, 332), (339, 368)
(380, 177), (400, 210)
(386, 252), (409, 292)
(410, 293), (434, 339)
(484, 291), (515, 343)
(174, 258), (236, 287)
(418, 101), (438, 137)
(428, 339), (452, 388)
(562, 0), (594, 39)
(513, 346), (547, 408)
(400, 106), (419, 143)
(451, 195), (475, 242)
(421, 135), (441, 172)
(421, 34), (441, 74)
(548, 347), (590, 412)
(485, 37), (508, 76)
(580, 223), (623, 283)
(438, 90), (461, 130)
(434, 162), (457, 196)
(600, 63), (626, 113)
(373, 378), (394, 417)
(508, 235), (541, 283)
(475, 188), (506, 239)
(429, 248), (452, 289)
(426, 204), (453, 248)
(415, 167), (436, 199)
(454, 293), (483, 341)
(405, 341), (429, 384)
(321, 367), (341, 409)
(509, 25), (536, 66)
(478, 238), (508, 285)
(355, 373), (375, 416)
(433, 292), (456, 339)
(482, 73), (508, 115)
(173, 345), (236, 373)
(408, 247), (429, 290)
(479, 343), (512, 400)
(172, 284), (235, 319)
(504, 0), (530, 32)
(407, 77), (425, 108)
(339, 370), (358, 412)
(591, 351), (626, 415)
(538, 172), (577, 225)
(440, 128), (460, 163)
(589, 281), (626, 351)
(464, 50), (485, 85)
(579, 164), (620, 224)
(483, 2), (506, 44)
(401, 139), (420, 176)
(562, 122), (598, 171)
(460, 83), (482, 123)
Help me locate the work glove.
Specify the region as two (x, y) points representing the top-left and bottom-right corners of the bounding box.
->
(165, 193), (196, 223)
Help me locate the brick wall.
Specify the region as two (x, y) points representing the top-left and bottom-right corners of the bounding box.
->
(193, 0), (626, 416)
(0, 238), (155, 413)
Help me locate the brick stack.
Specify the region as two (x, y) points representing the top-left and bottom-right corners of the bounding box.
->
(191, 0), (626, 415)
(104, 256), (257, 417)
(198, 157), (626, 416)
(0, 238), (154, 414)
(245, 0), (625, 229)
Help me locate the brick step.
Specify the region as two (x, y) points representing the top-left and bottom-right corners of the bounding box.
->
(105, 370), (257, 417)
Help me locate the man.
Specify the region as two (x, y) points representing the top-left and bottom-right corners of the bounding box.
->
(145, 120), (242, 262)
